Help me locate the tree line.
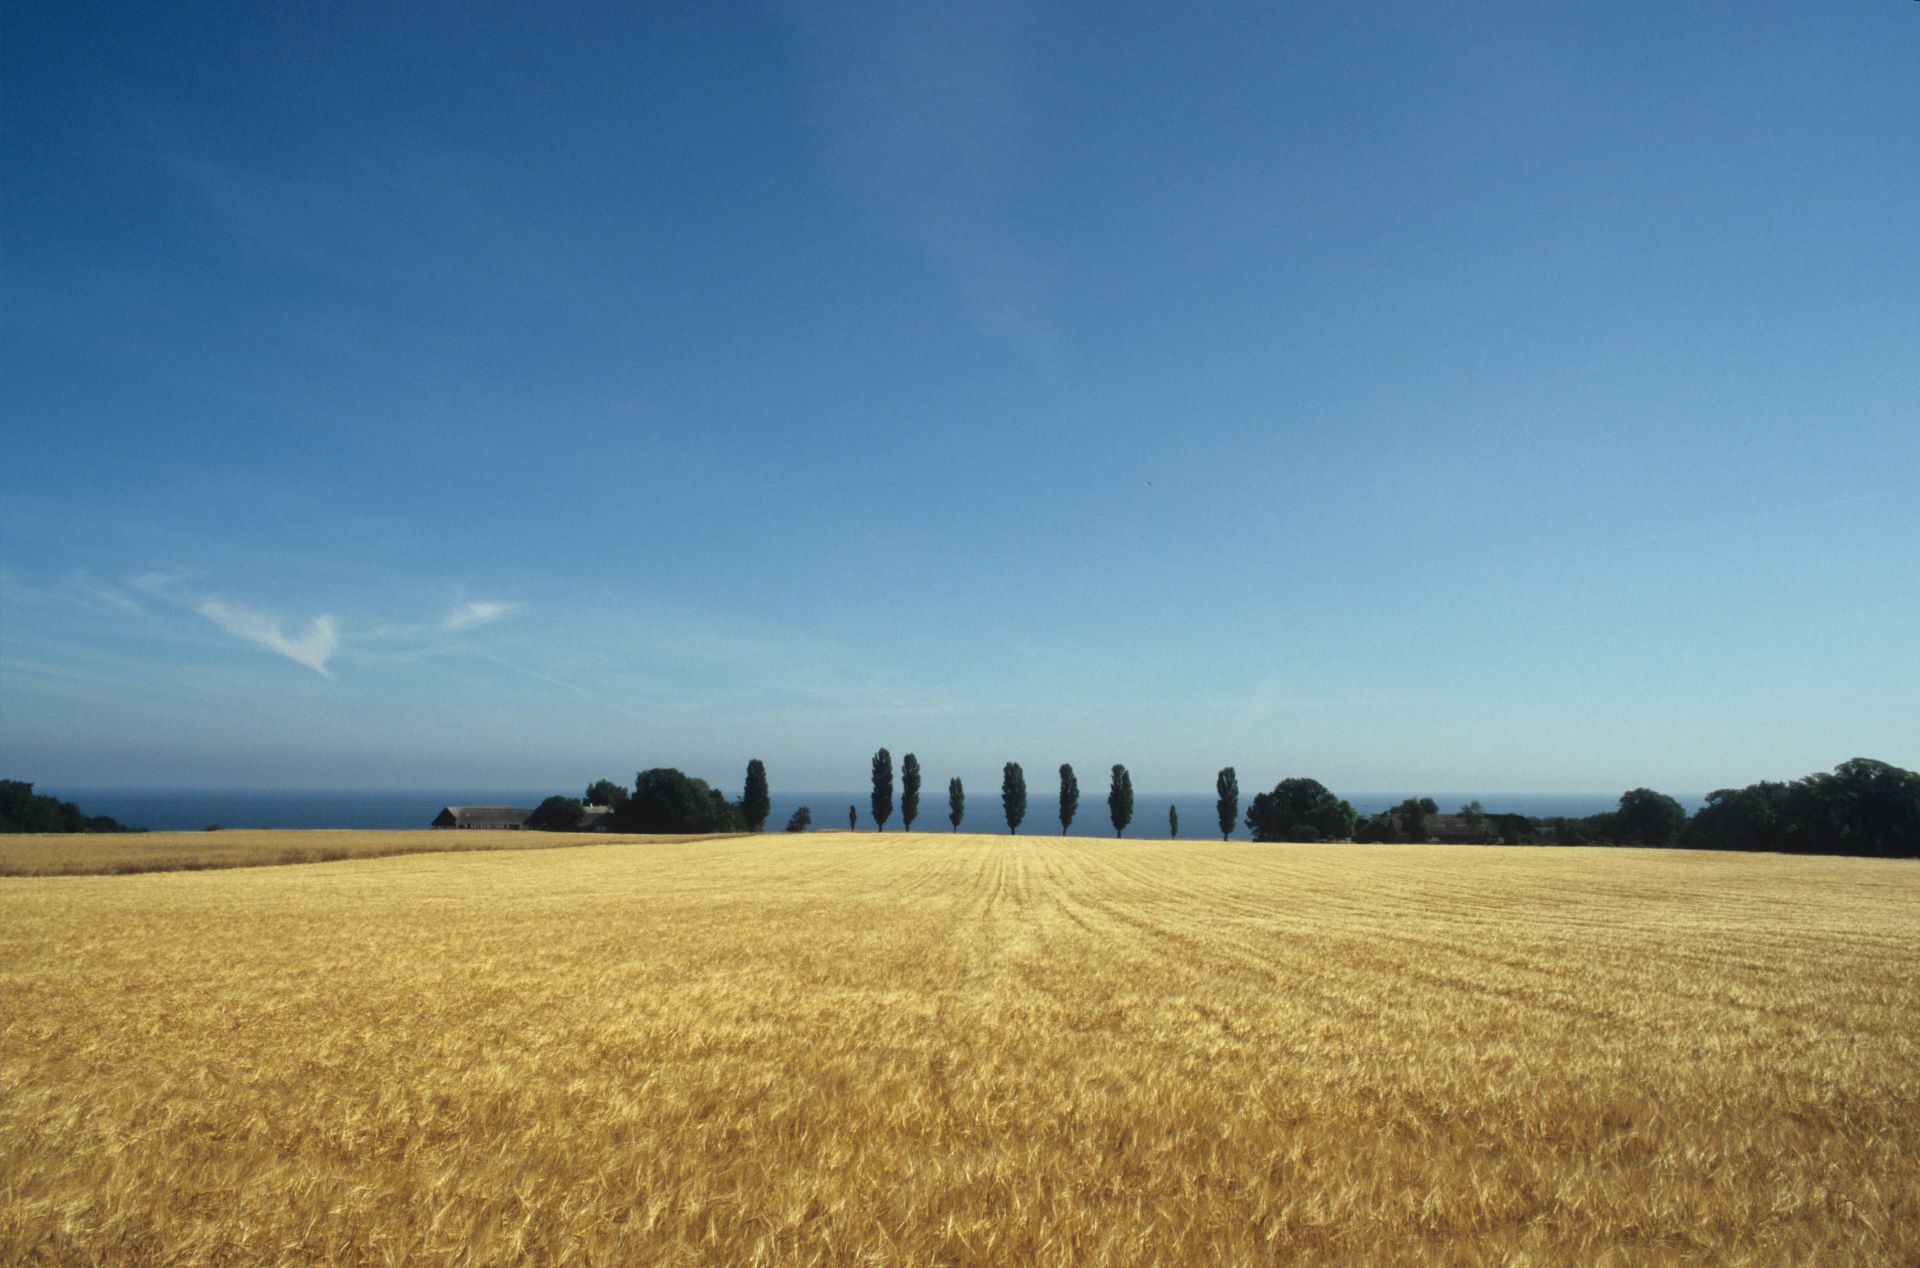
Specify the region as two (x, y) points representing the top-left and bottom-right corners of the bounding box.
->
(0, 781), (141, 834)
(1345, 759), (1919, 857)
(525, 764), (780, 835)
(527, 755), (1919, 859)
(534, 758), (1375, 844)
(861, 753), (1152, 838)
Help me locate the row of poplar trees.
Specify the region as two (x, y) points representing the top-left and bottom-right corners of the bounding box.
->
(861, 750), (1246, 840)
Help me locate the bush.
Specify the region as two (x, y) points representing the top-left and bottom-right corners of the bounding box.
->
(1244, 778), (1357, 842)
(614, 769), (743, 834)
(527, 796), (586, 831)
(1614, 788), (1688, 846)
(786, 806), (813, 833)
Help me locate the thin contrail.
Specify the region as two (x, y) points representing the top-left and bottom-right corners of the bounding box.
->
(466, 649), (589, 695)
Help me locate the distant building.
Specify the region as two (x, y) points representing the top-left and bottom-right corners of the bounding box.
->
(1355, 810), (1493, 844)
(1423, 813), (1490, 844)
(1354, 811), (1410, 843)
(579, 804), (615, 830)
(432, 805), (533, 830)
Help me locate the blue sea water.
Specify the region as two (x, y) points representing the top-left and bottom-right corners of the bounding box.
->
(48, 787), (1689, 836)
(48, 788), (562, 832)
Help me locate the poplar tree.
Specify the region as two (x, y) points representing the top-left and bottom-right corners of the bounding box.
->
(1059, 763), (1079, 835)
(949, 777), (965, 831)
(901, 753), (922, 832)
(1109, 764), (1134, 837)
(1170, 804), (1179, 838)
(742, 759), (771, 832)
(871, 748), (893, 832)
(1003, 763), (1027, 834)
(848, 804), (857, 831)
(1216, 767), (1239, 841)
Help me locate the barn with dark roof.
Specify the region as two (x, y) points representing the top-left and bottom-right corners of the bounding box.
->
(432, 805), (533, 830)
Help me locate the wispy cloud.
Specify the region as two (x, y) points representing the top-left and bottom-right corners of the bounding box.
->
(177, 586), (520, 679)
(195, 599), (339, 678)
(441, 600), (518, 633)
(71, 573), (144, 615)
(130, 568), (200, 595)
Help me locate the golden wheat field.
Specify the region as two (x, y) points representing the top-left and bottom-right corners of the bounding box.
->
(0, 829), (745, 877)
(3, 833), (1916, 1266)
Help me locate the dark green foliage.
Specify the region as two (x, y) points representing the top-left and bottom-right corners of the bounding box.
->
(949, 777), (964, 832)
(1784, 758), (1920, 857)
(785, 805), (812, 833)
(1684, 758), (1920, 857)
(1684, 781), (1793, 852)
(615, 769), (742, 833)
(1488, 812), (1539, 845)
(1002, 763), (1026, 834)
(1244, 778), (1358, 842)
(1215, 767), (1238, 840)
(1544, 816), (1602, 846)
(742, 759), (771, 832)
(1397, 797), (1438, 841)
(1058, 764), (1079, 835)
(1169, 804), (1178, 838)
(1613, 787), (1688, 846)
(871, 748), (894, 831)
(1338, 762), (1918, 854)
(583, 779), (629, 808)
(901, 754), (921, 832)
(849, 804), (858, 831)
(1108, 764), (1133, 837)
(527, 795), (586, 831)
(0, 781), (139, 833)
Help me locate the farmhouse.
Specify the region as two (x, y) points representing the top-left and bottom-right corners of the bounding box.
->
(1355, 810), (1493, 844)
(432, 805), (533, 830)
(1423, 813), (1490, 844)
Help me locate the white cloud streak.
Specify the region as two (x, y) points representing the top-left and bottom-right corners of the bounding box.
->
(130, 568), (200, 595)
(71, 573), (144, 615)
(195, 599), (339, 678)
(441, 600), (518, 632)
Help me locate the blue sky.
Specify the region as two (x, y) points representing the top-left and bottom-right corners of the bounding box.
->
(3, 1), (1915, 796)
